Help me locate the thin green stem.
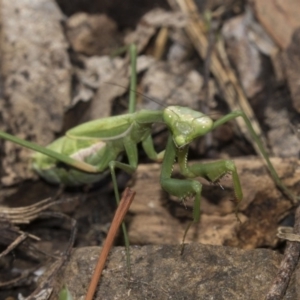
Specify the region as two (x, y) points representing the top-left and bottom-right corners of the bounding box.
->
(128, 44), (137, 114)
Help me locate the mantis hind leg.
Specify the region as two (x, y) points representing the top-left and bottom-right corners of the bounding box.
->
(109, 160), (136, 276)
(108, 138), (139, 275)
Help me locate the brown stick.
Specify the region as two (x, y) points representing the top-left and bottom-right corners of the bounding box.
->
(85, 188), (136, 300)
(265, 205), (300, 300)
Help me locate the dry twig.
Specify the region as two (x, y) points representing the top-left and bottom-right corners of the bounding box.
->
(265, 205), (300, 300)
(85, 188), (135, 300)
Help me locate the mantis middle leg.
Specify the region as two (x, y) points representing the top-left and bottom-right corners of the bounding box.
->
(212, 111), (297, 203)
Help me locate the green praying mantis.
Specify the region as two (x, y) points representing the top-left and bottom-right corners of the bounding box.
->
(0, 44), (297, 261)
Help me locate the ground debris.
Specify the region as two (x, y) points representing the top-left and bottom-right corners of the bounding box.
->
(265, 204), (300, 299)
(0, 198), (77, 299)
(51, 244), (297, 299)
(0, 0), (71, 185)
(66, 13), (121, 56)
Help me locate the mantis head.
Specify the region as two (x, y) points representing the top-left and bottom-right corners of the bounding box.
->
(163, 106), (213, 148)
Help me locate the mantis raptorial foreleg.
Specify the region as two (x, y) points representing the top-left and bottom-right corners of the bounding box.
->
(160, 135), (243, 244)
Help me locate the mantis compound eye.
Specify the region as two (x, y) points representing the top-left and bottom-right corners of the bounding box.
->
(192, 116), (213, 133)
